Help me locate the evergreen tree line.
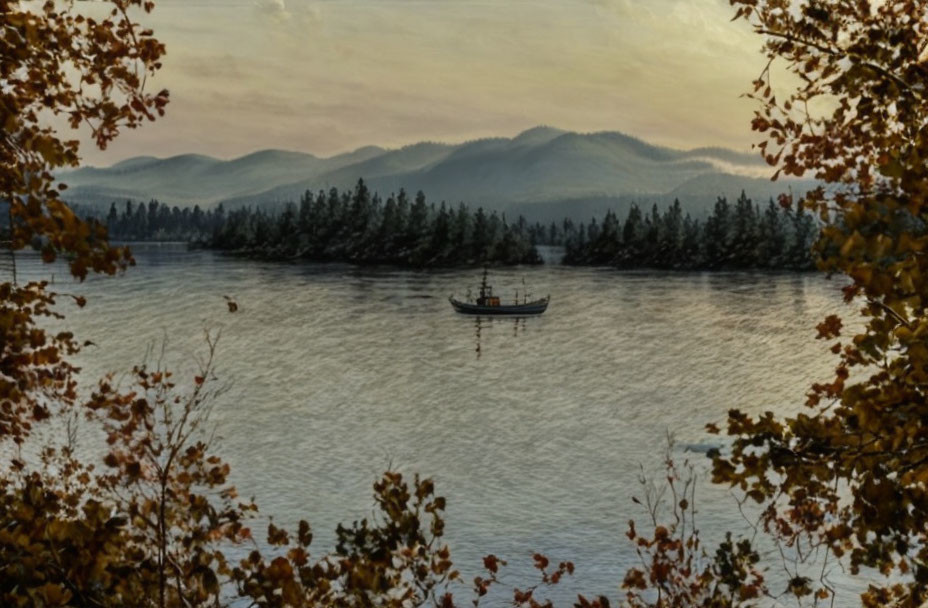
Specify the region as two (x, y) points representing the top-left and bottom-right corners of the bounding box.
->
(102, 199), (226, 242)
(95, 181), (542, 267)
(561, 192), (818, 270)
(94, 187), (819, 271)
(211, 179), (541, 266)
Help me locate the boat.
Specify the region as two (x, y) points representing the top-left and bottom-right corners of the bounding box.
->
(449, 268), (549, 316)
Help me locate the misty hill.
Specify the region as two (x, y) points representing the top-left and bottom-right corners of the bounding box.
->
(61, 147), (385, 207)
(60, 126), (810, 220)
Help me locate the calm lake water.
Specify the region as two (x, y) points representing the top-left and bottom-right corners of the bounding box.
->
(17, 244), (854, 605)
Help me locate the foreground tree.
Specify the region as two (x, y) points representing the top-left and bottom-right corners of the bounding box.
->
(1, 1), (170, 603)
(1, 0), (167, 444)
(711, 2), (928, 605)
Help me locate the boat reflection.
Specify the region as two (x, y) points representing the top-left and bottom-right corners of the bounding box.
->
(472, 315), (528, 360)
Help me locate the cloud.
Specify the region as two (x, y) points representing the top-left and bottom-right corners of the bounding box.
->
(685, 157), (772, 179)
(254, 0), (290, 18)
(76, 0), (770, 165)
(252, 0), (325, 31)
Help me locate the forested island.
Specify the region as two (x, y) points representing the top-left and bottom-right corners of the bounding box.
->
(94, 179), (816, 271)
(561, 192), (816, 270)
(100, 179), (542, 267)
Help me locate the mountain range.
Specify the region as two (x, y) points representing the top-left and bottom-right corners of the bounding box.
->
(59, 126), (810, 221)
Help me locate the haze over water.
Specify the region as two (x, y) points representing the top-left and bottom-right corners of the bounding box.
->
(18, 244), (852, 604)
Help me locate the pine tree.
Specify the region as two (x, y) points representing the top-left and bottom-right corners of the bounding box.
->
(756, 199), (785, 268)
(704, 196), (731, 268)
(681, 214), (701, 268)
(428, 202), (452, 263)
(730, 191), (759, 267)
(619, 205), (644, 267)
(589, 210), (620, 264)
(661, 199), (684, 268)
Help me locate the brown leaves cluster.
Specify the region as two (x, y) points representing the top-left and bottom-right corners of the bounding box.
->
(713, 1), (928, 605)
(0, 281), (77, 446)
(0, 339), (253, 607)
(1, 4), (168, 595)
(622, 451), (764, 608)
(2, 0), (167, 278)
(1, 0), (170, 450)
(226, 471), (463, 608)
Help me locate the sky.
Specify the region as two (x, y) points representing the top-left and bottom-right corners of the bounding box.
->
(73, 0), (768, 166)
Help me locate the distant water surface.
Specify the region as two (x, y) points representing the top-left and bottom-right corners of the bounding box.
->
(17, 244), (853, 605)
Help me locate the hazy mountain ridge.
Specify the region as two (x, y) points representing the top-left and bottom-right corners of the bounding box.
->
(61, 126), (805, 220)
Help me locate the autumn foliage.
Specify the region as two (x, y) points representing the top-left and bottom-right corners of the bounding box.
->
(621, 453), (764, 608)
(710, 1), (928, 606)
(1, 0), (166, 448)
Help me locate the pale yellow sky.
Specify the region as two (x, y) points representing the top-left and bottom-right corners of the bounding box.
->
(74, 0), (768, 166)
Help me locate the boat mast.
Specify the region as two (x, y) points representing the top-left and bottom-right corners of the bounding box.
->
(479, 266), (489, 300)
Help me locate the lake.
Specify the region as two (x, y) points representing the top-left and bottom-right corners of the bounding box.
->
(16, 243), (853, 605)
